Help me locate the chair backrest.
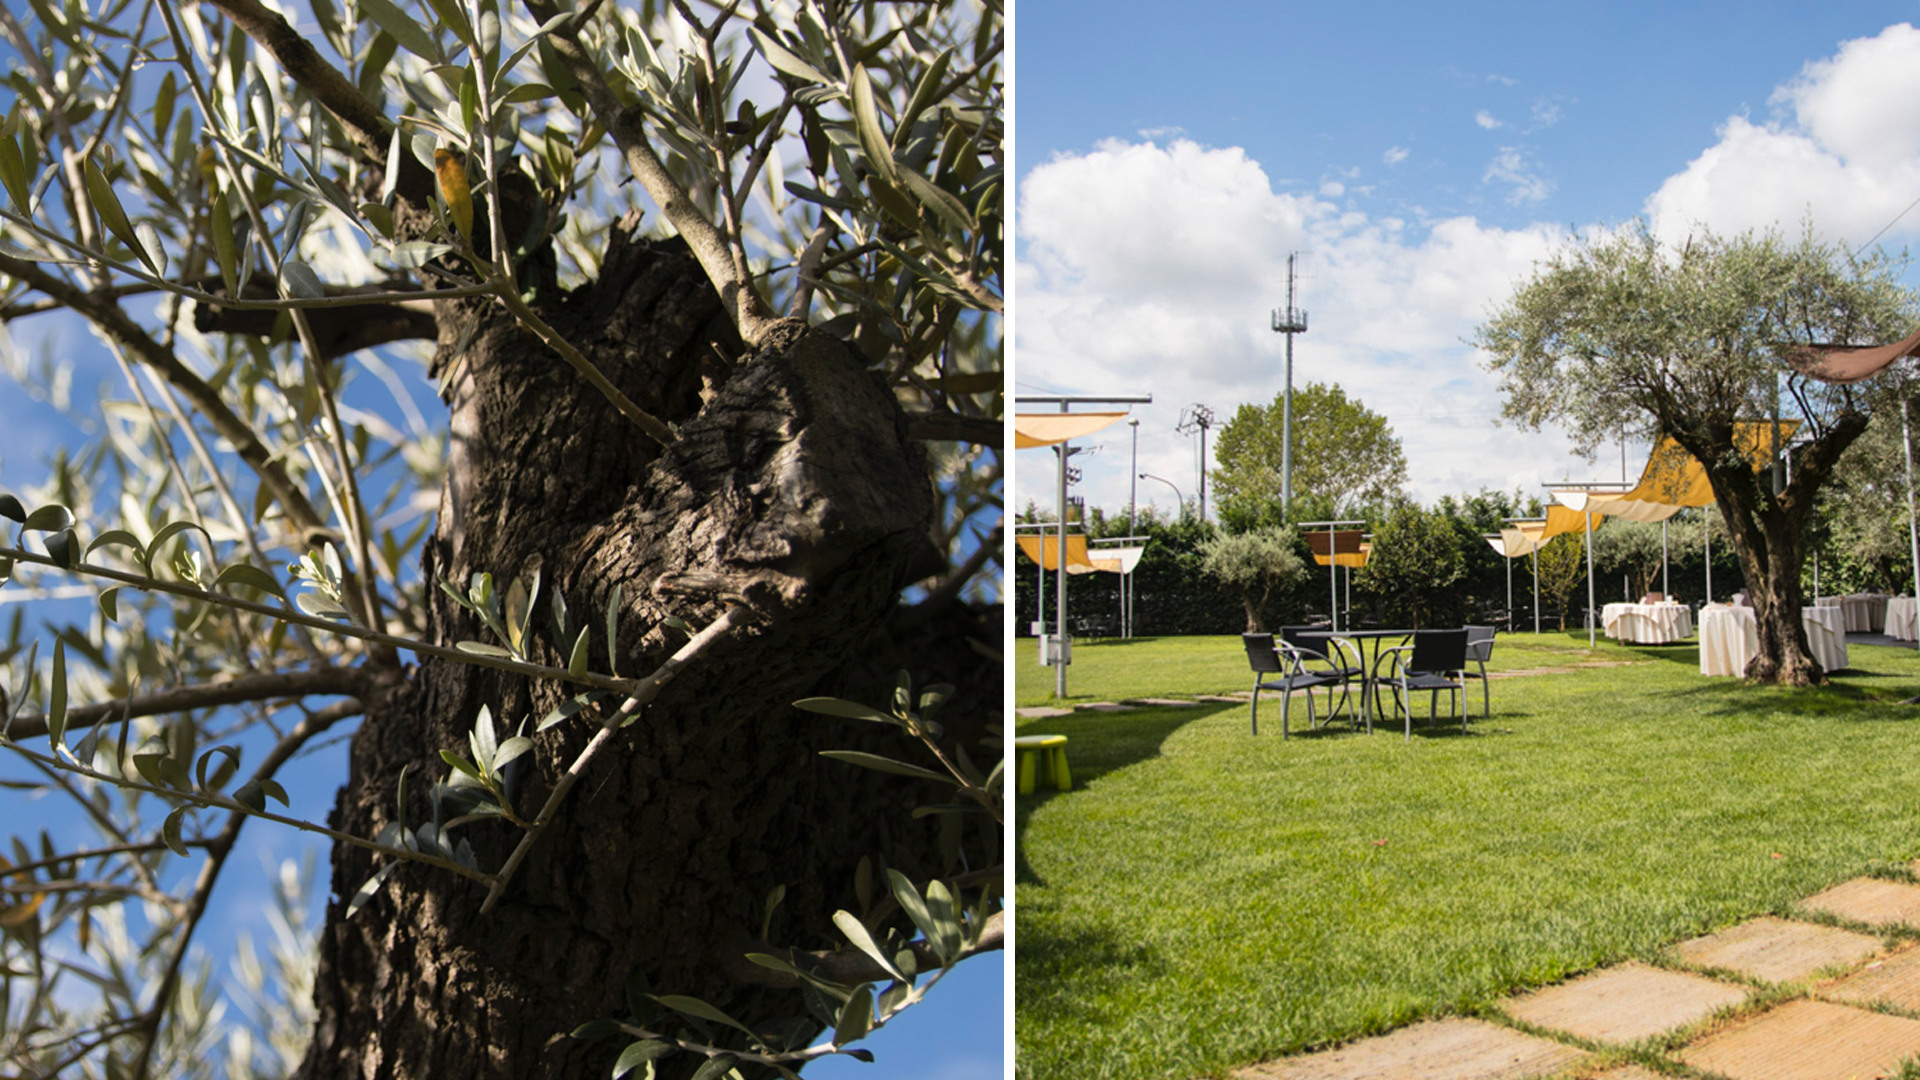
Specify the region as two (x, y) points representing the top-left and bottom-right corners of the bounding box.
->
(1410, 628), (1469, 672)
(1462, 625), (1496, 662)
(1277, 625), (1328, 659)
(1242, 633), (1285, 674)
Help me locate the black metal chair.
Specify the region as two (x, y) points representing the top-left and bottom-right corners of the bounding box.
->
(1242, 633), (1358, 738)
(1280, 626), (1366, 722)
(1376, 628), (1471, 739)
(1461, 625), (1497, 718)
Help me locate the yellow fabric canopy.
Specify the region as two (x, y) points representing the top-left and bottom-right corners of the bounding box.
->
(1014, 412), (1128, 449)
(1555, 420), (1801, 520)
(1015, 534), (1111, 574)
(1492, 505), (1601, 559)
(1311, 542), (1370, 569)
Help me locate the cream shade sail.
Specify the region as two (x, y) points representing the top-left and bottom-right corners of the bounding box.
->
(1494, 504), (1601, 559)
(1089, 545), (1146, 574)
(1013, 412), (1128, 449)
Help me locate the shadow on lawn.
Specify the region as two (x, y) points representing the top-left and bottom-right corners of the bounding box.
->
(1014, 704), (1226, 886)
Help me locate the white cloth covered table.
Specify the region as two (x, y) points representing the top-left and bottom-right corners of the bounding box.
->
(1814, 593), (1889, 633)
(1601, 602), (1694, 644)
(1699, 604), (1848, 676)
(1887, 597), (1919, 641)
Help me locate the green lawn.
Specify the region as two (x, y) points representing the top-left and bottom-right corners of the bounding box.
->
(1014, 631), (1920, 1080)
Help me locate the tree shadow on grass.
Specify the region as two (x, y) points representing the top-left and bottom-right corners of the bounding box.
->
(1639, 674), (1920, 720)
(1014, 703), (1230, 887)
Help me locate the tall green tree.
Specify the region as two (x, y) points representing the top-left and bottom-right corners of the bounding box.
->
(1477, 224), (1914, 683)
(1211, 382), (1407, 524)
(1355, 502), (1465, 629)
(0, 0), (1002, 1076)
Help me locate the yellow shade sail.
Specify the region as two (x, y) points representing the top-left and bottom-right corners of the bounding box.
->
(1013, 412), (1128, 449)
(1015, 534), (1101, 574)
(1555, 420), (1801, 520)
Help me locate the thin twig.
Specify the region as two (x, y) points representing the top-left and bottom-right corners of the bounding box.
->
(479, 605), (753, 913)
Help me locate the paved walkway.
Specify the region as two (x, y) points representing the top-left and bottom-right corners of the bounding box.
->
(1235, 864), (1920, 1080)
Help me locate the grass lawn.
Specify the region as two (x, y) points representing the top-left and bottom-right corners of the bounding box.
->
(1014, 631), (1920, 1080)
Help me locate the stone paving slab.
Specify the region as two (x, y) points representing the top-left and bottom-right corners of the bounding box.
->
(1075, 701), (1137, 712)
(1501, 962), (1747, 1045)
(1669, 916), (1881, 983)
(1234, 1018), (1585, 1080)
(1570, 1068), (1666, 1080)
(1122, 697), (1202, 707)
(1823, 944), (1920, 1010)
(1802, 876), (1920, 929)
(1675, 998), (1920, 1080)
(1198, 694), (1250, 703)
(1013, 707), (1072, 718)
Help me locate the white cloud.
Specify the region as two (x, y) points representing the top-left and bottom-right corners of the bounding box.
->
(1483, 147), (1554, 204)
(1475, 110), (1504, 130)
(1320, 180), (1346, 197)
(1138, 125), (1187, 142)
(1531, 98), (1563, 127)
(1384, 146), (1411, 166)
(1487, 73), (1517, 87)
(1645, 22), (1920, 246)
(1017, 138), (1579, 516)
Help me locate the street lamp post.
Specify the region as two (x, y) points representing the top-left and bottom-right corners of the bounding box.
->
(1138, 473), (1185, 520)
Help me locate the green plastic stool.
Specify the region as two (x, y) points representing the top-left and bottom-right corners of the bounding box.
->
(1014, 734), (1071, 794)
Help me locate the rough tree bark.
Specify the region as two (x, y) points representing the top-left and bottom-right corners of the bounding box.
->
(294, 222), (996, 1079)
(1676, 412), (1869, 685)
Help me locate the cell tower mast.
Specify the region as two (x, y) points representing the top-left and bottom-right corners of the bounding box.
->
(1271, 253), (1309, 511)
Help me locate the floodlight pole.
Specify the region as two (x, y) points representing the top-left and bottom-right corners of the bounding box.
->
(1272, 253), (1308, 512)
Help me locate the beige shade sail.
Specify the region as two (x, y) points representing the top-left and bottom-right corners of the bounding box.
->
(1785, 324), (1920, 385)
(1311, 541), (1371, 569)
(1488, 532), (1529, 558)
(1088, 545), (1147, 574)
(1554, 420), (1802, 519)
(1015, 534), (1103, 574)
(1014, 412), (1128, 449)
(1504, 504), (1602, 554)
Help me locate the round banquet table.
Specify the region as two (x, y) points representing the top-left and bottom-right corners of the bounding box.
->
(1698, 604), (1847, 676)
(1600, 602), (1694, 644)
(1888, 596), (1919, 641)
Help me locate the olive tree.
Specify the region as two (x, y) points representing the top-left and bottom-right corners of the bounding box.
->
(1477, 225), (1912, 683)
(1196, 525), (1304, 633)
(0, 0), (1002, 1076)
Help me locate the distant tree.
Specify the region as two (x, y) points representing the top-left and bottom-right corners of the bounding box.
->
(1198, 526), (1306, 633)
(1535, 533), (1589, 631)
(1356, 503), (1465, 628)
(1211, 382), (1407, 524)
(1478, 224), (1915, 683)
(1820, 395), (1920, 594)
(1592, 519), (1669, 599)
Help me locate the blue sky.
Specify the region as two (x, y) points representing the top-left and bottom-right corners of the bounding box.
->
(1013, 0), (1920, 520)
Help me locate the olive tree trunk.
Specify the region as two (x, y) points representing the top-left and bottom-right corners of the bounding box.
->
(295, 228), (991, 1079)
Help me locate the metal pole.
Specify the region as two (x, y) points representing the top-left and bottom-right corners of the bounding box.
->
(1532, 548), (1540, 635)
(1506, 552), (1513, 632)
(1282, 254), (1296, 513)
(1055, 440), (1069, 698)
(1904, 397), (1919, 653)
(1705, 510), (1713, 603)
(1128, 420), (1138, 639)
(1585, 511), (1596, 647)
(1662, 518), (1669, 598)
(1328, 521), (1338, 632)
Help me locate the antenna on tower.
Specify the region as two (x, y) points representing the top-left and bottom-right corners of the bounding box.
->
(1177, 404), (1215, 521)
(1271, 252), (1309, 512)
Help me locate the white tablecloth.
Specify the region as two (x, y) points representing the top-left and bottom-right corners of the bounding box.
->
(1699, 604), (1848, 676)
(1814, 593), (1889, 633)
(1888, 597), (1919, 641)
(1601, 602), (1694, 644)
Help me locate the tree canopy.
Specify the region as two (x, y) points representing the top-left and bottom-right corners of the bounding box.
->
(1196, 525), (1304, 633)
(1210, 382), (1406, 525)
(1477, 224), (1914, 683)
(0, 0), (1003, 1075)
